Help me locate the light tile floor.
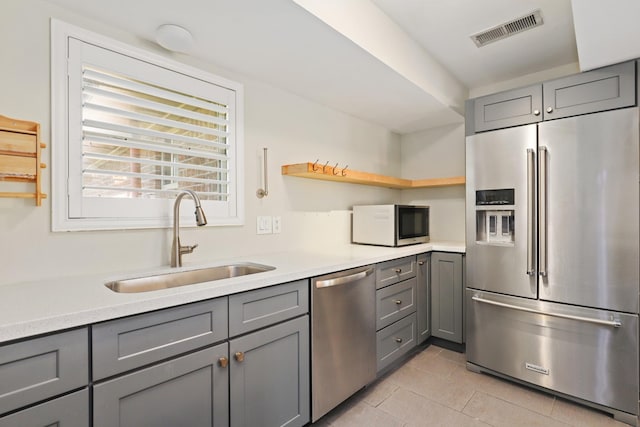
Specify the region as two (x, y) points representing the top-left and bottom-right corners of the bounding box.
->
(313, 344), (628, 427)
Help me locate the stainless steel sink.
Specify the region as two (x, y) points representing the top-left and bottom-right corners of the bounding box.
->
(105, 263), (275, 293)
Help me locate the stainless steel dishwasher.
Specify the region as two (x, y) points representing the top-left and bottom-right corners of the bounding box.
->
(311, 264), (376, 422)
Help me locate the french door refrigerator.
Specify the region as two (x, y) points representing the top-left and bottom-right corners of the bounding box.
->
(465, 106), (640, 425)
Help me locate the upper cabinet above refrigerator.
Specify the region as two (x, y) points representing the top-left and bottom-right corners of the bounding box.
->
(467, 61), (637, 135)
(470, 84), (543, 133)
(542, 61), (636, 121)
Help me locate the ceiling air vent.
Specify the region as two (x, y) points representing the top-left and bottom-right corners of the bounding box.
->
(470, 10), (543, 47)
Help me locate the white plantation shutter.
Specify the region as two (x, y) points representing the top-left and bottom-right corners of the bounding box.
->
(80, 67), (231, 201)
(53, 25), (243, 230)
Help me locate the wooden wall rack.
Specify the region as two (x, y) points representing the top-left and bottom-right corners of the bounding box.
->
(0, 115), (47, 205)
(281, 162), (464, 189)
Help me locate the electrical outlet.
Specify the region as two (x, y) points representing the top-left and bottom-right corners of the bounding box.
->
(272, 216), (282, 234)
(256, 216), (272, 234)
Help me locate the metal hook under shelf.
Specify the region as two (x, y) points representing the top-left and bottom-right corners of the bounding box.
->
(256, 147), (269, 198)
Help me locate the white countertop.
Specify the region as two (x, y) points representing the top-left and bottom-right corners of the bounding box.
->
(0, 242), (464, 343)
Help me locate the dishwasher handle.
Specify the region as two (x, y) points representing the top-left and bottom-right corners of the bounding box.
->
(315, 267), (374, 288)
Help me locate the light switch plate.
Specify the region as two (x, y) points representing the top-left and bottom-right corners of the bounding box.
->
(256, 216), (272, 234)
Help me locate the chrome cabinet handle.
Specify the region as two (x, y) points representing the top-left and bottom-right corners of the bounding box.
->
(394, 268), (402, 274)
(234, 352), (245, 362)
(546, 107), (553, 113)
(533, 109), (540, 116)
(394, 299), (402, 305)
(418, 261), (425, 266)
(472, 296), (621, 328)
(538, 146), (548, 277)
(395, 337), (403, 343)
(315, 267), (374, 288)
(526, 148), (536, 276)
(218, 357), (228, 368)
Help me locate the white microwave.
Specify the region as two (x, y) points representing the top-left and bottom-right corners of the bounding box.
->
(352, 204), (430, 247)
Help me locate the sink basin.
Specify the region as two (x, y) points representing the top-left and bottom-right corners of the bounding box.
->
(105, 263), (276, 293)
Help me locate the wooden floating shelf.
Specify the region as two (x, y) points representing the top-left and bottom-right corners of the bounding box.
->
(0, 115), (47, 205)
(281, 162), (465, 189)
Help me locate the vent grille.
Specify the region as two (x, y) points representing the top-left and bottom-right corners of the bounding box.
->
(471, 10), (543, 47)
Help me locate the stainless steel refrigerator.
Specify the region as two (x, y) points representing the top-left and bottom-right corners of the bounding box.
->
(465, 107), (640, 425)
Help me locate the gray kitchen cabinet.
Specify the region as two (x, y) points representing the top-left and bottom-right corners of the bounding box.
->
(468, 60), (637, 135)
(93, 342), (229, 427)
(542, 61), (635, 121)
(229, 279), (308, 336)
(91, 279), (310, 427)
(431, 252), (463, 343)
(376, 256), (416, 289)
(472, 84), (543, 132)
(376, 313), (417, 372)
(0, 328), (88, 416)
(376, 277), (417, 330)
(230, 315), (309, 427)
(92, 297), (228, 380)
(0, 389), (88, 427)
(416, 253), (431, 344)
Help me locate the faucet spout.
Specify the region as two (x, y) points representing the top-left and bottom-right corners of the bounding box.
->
(171, 190), (208, 268)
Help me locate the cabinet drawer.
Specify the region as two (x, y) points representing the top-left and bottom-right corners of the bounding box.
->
(92, 298), (228, 380)
(376, 313), (417, 373)
(376, 278), (417, 330)
(376, 256), (416, 289)
(543, 61), (635, 120)
(229, 279), (308, 336)
(93, 343), (229, 427)
(0, 328), (88, 416)
(0, 389), (89, 427)
(472, 84), (543, 132)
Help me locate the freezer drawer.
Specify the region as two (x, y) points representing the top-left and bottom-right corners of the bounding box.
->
(466, 290), (639, 415)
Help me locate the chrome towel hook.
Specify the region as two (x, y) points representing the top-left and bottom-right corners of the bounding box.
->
(256, 147), (269, 198)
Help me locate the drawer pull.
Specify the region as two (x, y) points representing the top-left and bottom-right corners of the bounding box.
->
(394, 299), (402, 305)
(395, 337), (403, 343)
(394, 268), (402, 274)
(218, 357), (228, 368)
(234, 352), (245, 362)
(418, 261), (425, 266)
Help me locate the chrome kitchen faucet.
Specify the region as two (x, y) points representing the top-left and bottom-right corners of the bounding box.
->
(171, 189), (207, 267)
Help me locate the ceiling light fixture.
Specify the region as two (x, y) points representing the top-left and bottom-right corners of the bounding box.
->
(155, 24), (194, 53)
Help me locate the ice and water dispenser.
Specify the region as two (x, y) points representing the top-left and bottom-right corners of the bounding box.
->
(475, 189), (515, 245)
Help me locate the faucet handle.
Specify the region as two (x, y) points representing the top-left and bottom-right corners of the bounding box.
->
(180, 244), (199, 255)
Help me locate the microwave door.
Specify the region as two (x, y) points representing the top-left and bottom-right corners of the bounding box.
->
(396, 206), (428, 243)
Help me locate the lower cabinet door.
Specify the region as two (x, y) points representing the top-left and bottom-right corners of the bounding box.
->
(431, 252), (463, 343)
(93, 343), (229, 427)
(376, 313), (417, 372)
(0, 389), (88, 427)
(230, 316), (309, 427)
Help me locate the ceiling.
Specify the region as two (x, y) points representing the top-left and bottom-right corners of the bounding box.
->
(44, 0), (579, 134)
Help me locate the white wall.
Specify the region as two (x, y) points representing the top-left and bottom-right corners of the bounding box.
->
(0, 0), (401, 284)
(399, 123), (465, 242)
(572, 0), (640, 71)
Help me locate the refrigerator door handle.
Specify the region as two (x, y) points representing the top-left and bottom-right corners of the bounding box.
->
(526, 148), (536, 276)
(538, 146), (548, 277)
(472, 296), (622, 328)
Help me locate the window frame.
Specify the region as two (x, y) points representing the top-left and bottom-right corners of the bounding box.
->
(51, 19), (244, 231)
